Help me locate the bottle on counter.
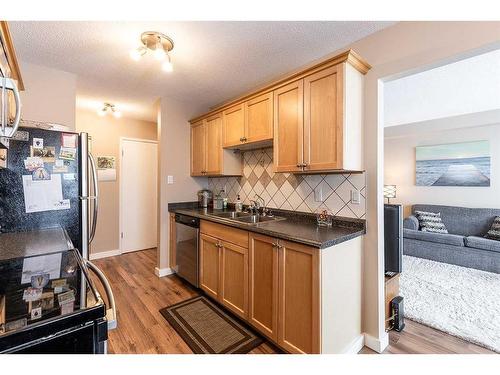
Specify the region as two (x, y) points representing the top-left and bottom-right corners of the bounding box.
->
(235, 195), (243, 212)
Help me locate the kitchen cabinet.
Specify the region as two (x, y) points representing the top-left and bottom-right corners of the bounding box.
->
(222, 104), (245, 147)
(303, 65), (343, 171)
(278, 239), (320, 354)
(248, 233), (319, 353)
(199, 233), (220, 300)
(248, 233), (279, 341)
(169, 213), (176, 269)
(0, 22), (24, 90)
(220, 241), (248, 319)
(190, 120), (206, 176)
(0, 22), (23, 141)
(190, 50), (369, 174)
(274, 62), (363, 173)
(190, 113), (242, 177)
(273, 81), (303, 173)
(196, 219), (364, 354)
(200, 221), (249, 319)
(222, 92), (273, 149)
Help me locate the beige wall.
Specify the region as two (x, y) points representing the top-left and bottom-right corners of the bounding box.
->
(385, 123), (500, 210)
(342, 21), (500, 351)
(156, 97), (207, 274)
(76, 109), (157, 255)
(20, 61), (77, 129)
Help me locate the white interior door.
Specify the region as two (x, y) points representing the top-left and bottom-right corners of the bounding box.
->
(121, 139), (158, 253)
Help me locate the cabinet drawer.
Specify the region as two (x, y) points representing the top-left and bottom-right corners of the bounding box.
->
(200, 220), (249, 248)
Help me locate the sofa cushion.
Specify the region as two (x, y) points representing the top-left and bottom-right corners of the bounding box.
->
(414, 210), (449, 234)
(403, 228), (464, 247)
(412, 204), (500, 236)
(485, 216), (500, 241)
(403, 215), (419, 231)
(465, 236), (500, 254)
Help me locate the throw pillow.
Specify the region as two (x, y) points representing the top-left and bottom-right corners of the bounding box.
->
(414, 210), (449, 234)
(485, 216), (500, 241)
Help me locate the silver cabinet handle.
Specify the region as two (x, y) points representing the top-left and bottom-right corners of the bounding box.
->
(88, 152), (99, 244)
(85, 260), (117, 330)
(0, 77), (21, 138)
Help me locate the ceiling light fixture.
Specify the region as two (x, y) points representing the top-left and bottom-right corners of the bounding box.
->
(130, 31), (174, 72)
(98, 103), (122, 118)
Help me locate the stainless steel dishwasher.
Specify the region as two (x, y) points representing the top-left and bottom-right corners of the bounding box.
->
(175, 214), (200, 288)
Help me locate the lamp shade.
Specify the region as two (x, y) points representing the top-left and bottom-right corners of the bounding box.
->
(384, 185), (397, 199)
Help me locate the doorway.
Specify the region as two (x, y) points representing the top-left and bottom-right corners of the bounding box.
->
(120, 138), (158, 254)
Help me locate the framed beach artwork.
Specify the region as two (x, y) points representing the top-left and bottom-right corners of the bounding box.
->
(416, 141), (490, 187)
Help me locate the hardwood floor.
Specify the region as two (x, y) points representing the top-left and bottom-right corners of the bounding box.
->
(92, 248), (280, 354)
(92, 248), (494, 354)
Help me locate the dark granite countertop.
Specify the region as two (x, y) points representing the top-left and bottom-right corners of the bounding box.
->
(168, 202), (365, 249)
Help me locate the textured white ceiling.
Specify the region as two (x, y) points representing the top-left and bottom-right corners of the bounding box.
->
(10, 21), (394, 121)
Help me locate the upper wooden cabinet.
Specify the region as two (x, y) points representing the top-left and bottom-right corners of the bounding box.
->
(0, 22), (24, 90)
(274, 62), (363, 173)
(190, 113), (242, 177)
(222, 92), (273, 148)
(222, 104), (245, 147)
(190, 49), (369, 173)
(273, 81), (303, 173)
(303, 65), (343, 171)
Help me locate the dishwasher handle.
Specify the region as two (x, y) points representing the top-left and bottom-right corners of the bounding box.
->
(175, 214), (199, 228)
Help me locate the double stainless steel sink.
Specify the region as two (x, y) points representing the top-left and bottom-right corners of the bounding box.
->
(208, 210), (285, 225)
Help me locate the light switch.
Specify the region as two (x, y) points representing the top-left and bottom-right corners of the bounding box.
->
(314, 186), (323, 202)
(351, 189), (360, 205)
(167, 175), (174, 184)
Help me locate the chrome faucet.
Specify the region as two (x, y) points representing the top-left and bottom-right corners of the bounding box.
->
(254, 194), (272, 217)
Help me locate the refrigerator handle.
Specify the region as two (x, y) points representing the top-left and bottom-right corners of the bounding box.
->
(85, 260), (117, 330)
(0, 77), (21, 138)
(88, 152), (99, 244)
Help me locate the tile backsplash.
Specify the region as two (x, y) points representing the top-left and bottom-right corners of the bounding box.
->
(208, 148), (366, 219)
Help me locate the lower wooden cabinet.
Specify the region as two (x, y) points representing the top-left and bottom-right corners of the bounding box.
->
(249, 233), (279, 341)
(199, 234), (220, 300)
(199, 227), (249, 320)
(249, 233), (320, 354)
(220, 241), (248, 319)
(278, 239), (320, 354)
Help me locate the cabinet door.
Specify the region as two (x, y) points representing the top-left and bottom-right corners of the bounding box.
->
(244, 92), (273, 144)
(278, 240), (320, 354)
(273, 80), (304, 173)
(169, 213), (176, 269)
(190, 120), (206, 176)
(199, 234), (220, 300)
(303, 65), (343, 171)
(205, 113), (222, 175)
(222, 104), (245, 147)
(220, 241), (248, 319)
(248, 233), (278, 341)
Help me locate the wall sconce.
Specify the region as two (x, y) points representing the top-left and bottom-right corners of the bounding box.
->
(384, 185), (397, 204)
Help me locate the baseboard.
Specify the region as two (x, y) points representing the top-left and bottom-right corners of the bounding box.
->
(341, 334), (365, 354)
(89, 249), (120, 260)
(364, 332), (389, 353)
(155, 267), (175, 278)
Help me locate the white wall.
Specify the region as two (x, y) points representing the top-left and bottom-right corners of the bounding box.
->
(385, 123), (500, 210)
(156, 97), (207, 272)
(384, 49), (500, 127)
(19, 61), (77, 129)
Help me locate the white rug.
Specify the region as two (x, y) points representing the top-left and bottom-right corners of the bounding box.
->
(400, 255), (500, 352)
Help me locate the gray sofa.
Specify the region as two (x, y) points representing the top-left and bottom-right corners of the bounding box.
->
(403, 204), (500, 273)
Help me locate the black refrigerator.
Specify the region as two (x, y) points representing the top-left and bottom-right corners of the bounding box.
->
(0, 124), (116, 353)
